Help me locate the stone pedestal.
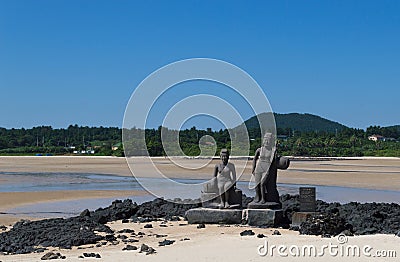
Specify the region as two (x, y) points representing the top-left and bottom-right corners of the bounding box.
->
(201, 188), (242, 209)
(247, 201), (281, 209)
(185, 208), (283, 227)
(200, 193), (220, 208)
(243, 209), (283, 227)
(185, 208), (242, 224)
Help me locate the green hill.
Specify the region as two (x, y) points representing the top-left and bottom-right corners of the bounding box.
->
(367, 125), (400, 139)
(386, 125), (400, 131)
(243, 112), (348, 133)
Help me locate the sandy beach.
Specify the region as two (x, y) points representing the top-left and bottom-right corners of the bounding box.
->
(1, 220), (398, 261)
(0, 156), (399, 261)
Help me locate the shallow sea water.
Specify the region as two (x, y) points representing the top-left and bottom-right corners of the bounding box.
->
(1, 172), (400, 219)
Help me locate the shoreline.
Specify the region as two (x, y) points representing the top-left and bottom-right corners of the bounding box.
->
(0, 156), (399, 189)
(0, 156), (399, 224)
(0, 190), (148, 225)
(0, 190), (147, 210)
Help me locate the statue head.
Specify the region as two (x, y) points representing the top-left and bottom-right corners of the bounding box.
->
(220, 148), (229, 165)
(262, 133), (275, 149)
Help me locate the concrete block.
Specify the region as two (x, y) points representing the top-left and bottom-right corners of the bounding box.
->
(243, 209), (283, 227)
(185, 208), (242, 224)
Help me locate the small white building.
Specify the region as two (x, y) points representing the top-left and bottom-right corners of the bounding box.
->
(112, 143), (122, 151)
(368, 134), (384, 142)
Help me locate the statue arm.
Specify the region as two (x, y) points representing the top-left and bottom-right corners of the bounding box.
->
(252, 148), (260, 174)
(231, 164), (236, 188)
(213, 164), (219, 177)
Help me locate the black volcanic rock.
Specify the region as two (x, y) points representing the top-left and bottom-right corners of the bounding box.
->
(105, 234), (116, 242)
(90, 199), (138, 224)
(333, 202), (400, 235)
(280, 194), (300, 222)
(133, 198), (200, 221)
(281, 194), (400, 236)
(139, 244), (156, 255)
(158, 239), (175, 246)
(117, 229), (135, 234)
(272, 230), (281, 235)
(83, 252), (100, 258)
(122, 245), (138, 251)
(299, 213), (351, 236)
(240, 230), (255, 236)
(0, 216), (111, 254)
(41, 252), (66, 260)
(297, 200), (400, 236)
(1, 195), (399, 255)
(80, 209), (90, 217)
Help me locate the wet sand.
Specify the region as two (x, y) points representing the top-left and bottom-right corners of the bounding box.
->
(0, 190), (147, 224)
(0, 190), (146, 210)
(1, 156), (399, 190)
(0, 156), (133, 177)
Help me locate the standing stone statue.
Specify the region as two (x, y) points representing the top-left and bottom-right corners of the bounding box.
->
(249, 133), (290, 209)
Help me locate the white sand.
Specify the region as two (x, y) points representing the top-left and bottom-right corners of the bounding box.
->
(1, 220), (398, 261)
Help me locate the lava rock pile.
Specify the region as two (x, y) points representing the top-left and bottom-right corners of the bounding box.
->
(279, 194), (400, 236)
(1, 194), (399, 255)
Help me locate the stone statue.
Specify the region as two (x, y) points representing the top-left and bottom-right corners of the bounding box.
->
(249, 133), (290, 209)
(214, 149), (236, 208)
(201, 149), (242, 209)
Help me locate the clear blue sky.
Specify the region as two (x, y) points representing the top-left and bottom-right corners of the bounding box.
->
(1, 0), (399, 130)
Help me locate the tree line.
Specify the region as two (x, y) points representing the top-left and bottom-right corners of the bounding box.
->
(0, 125), (399, 157)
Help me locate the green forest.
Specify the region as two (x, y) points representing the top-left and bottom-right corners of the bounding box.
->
(0, 115), (399, 157)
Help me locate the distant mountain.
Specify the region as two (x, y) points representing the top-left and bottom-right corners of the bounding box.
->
(385, 125), (400, 130)
(243, 113), (348, 133)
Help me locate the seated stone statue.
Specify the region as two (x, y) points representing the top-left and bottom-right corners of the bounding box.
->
(214, 149), (236, 208)
(201, 149), (242, 209)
